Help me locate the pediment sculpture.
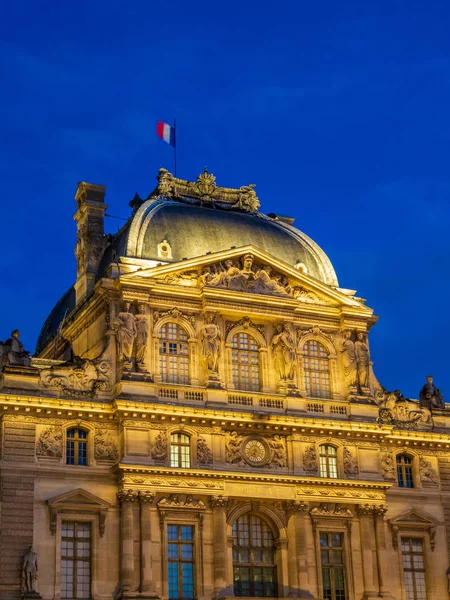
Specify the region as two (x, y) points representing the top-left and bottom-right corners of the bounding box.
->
(376, 389), (433, 430)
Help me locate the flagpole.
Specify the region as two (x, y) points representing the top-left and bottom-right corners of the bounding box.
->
(173, 118), (177, 176)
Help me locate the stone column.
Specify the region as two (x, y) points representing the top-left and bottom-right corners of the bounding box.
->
(373, 505), (395, 599)
(118, 490), (138, 593)
(210, 496), (229, 597)
(356, 505), (378, 600)
(140, 491), (156, 595)
(284, 501), (308, 597)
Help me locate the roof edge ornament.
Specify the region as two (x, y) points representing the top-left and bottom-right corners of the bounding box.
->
(152, 167), (260, 213)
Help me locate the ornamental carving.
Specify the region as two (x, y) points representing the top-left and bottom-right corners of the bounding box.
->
(39, 353), (111, 398)
(380, 452), (396, 481)
(154, 167), (260, 213)
(343, 448), (358, 475)
(225, 317), (265, 337)
(151, 432), (168, 461)
(210, 495), (230, 508)
(419, 457), (439, 484)
(310, 504), (353, 518)
(153, 307), (196, 327)
(117, 489), (139, 503)
(298, 325), (335, 345)
(36, 426), (63, 458)
(376, 390), (433, 430)
(158, 494), (206, 509)
(302, 444), (318, 472)
(225, 432), (287, 469)
(94, 430), (119, 462)
(197, 438), (213, 465)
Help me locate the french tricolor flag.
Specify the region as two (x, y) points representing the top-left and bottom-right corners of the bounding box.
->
(156, 121), (176, 147)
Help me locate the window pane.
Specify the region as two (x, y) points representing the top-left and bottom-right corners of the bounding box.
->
(160, 323), (190, 384)
(61, 522), (90, 599)
(231, 333), (260, 392)
(401, 537), (427, 600)
(168, 525), (195, 599)
(320, 531), (346, 600)
(304, 340), (331, 399)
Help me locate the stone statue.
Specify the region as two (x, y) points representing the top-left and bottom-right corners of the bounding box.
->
(271, 323), (297, 381)
(355, 332), (370, 391)
(228, 254), (256, 292)
(113, 301), (137, 369)
(22, 546), (38, 593)
(134, 303), (148, 370)
(419, 375), (445, 410)
(200, 313), (221, 373)
(0, 330), (31, 368)
(340, 331), (357, 389)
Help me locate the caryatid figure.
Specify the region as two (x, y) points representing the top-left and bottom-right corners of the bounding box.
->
(271, 323), (297, 381)
(200, 313), (221, 373)
(355, 332), (370, 390)
(113, 301), (137, 368)
(22, 546), (38, 592)
(340, 330), (357, 388)
(134, 303), (148, 369)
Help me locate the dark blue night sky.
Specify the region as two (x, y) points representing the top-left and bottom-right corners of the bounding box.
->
(1, 0), (449, 398)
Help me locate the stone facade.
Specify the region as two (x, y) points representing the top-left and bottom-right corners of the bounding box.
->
(0, 169), (449, 600)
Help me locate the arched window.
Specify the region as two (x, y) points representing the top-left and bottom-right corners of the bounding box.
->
(170, 433), (191, 468)
(319, 445), (338, 478)
(66, 428), (88, 466)
(231, 333), (260, 392)
(232, 514), (277, 597)
(159, 323), (189, 384)
(397, 454), (414, 488)
(303, 340), (331, 399)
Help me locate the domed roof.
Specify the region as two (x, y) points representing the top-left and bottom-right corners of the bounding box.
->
(124, 198), (338, 286)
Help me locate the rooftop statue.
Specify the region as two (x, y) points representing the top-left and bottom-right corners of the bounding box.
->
(419, 375), (445, 411)
(153, 167), (261, 213)
(0, 329), (31, 369)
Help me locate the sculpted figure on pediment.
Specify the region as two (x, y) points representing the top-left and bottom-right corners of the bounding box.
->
(0, 329), (31, 369)
(271, 323), (297, 381)
(376, 389), (433, 430)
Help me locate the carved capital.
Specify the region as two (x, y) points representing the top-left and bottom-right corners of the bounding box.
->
(139, 491), (156, 504)
(117, 489), (139, 504)
(210, 495), (230, 509)
(283, 500), (309, 516)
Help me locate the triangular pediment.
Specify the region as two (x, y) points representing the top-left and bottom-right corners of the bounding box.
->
(48, 488), (110, 510)
(389, 509), (439, 527)
(121, 245), (371, 310)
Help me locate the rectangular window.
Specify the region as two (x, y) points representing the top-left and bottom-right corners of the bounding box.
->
(61, 521), (91, 599)
(168, 524), (195, 599)
(401, 538), (427, 600)
(320, 532), (346, 600)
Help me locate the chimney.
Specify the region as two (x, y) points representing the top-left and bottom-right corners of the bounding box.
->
(74, 182), (107, 304)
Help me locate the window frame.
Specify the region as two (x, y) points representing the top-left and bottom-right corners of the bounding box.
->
(170, 432), (191, 469)
(319, 444), (339, 479)
(162, 518), (202, 600)
(400, 536), (428, 600)
(61, 520), (92, 600)
(319, 530), (348, 600)
(167, 523), (195, 600)
(232, 512), (278, 598)
(66, 427), (89, 467)
(159, 322), (190, 385)
(302, 339), (332, 399)
(396, 453), (414, 489)
(231, 332), (261, 392)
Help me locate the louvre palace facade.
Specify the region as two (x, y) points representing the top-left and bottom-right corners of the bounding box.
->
(0, 168), (449, 600)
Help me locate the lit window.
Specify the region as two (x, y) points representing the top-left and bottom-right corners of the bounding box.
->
(319, 445), (338, 478)
(232, 514), (277, 597)
(61, 522), (91, 599)
(232, 333), (260, 392)
(168, 524), (195, 599)
(320, 532), (347, 600)
(401, 538), (427, 600)
(159, 323), (189, 384)
(397, 454), (414, 488)
(303, 340), (331, 399)
(170, 433), (191, 468)
(66, 428), (88, 466)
